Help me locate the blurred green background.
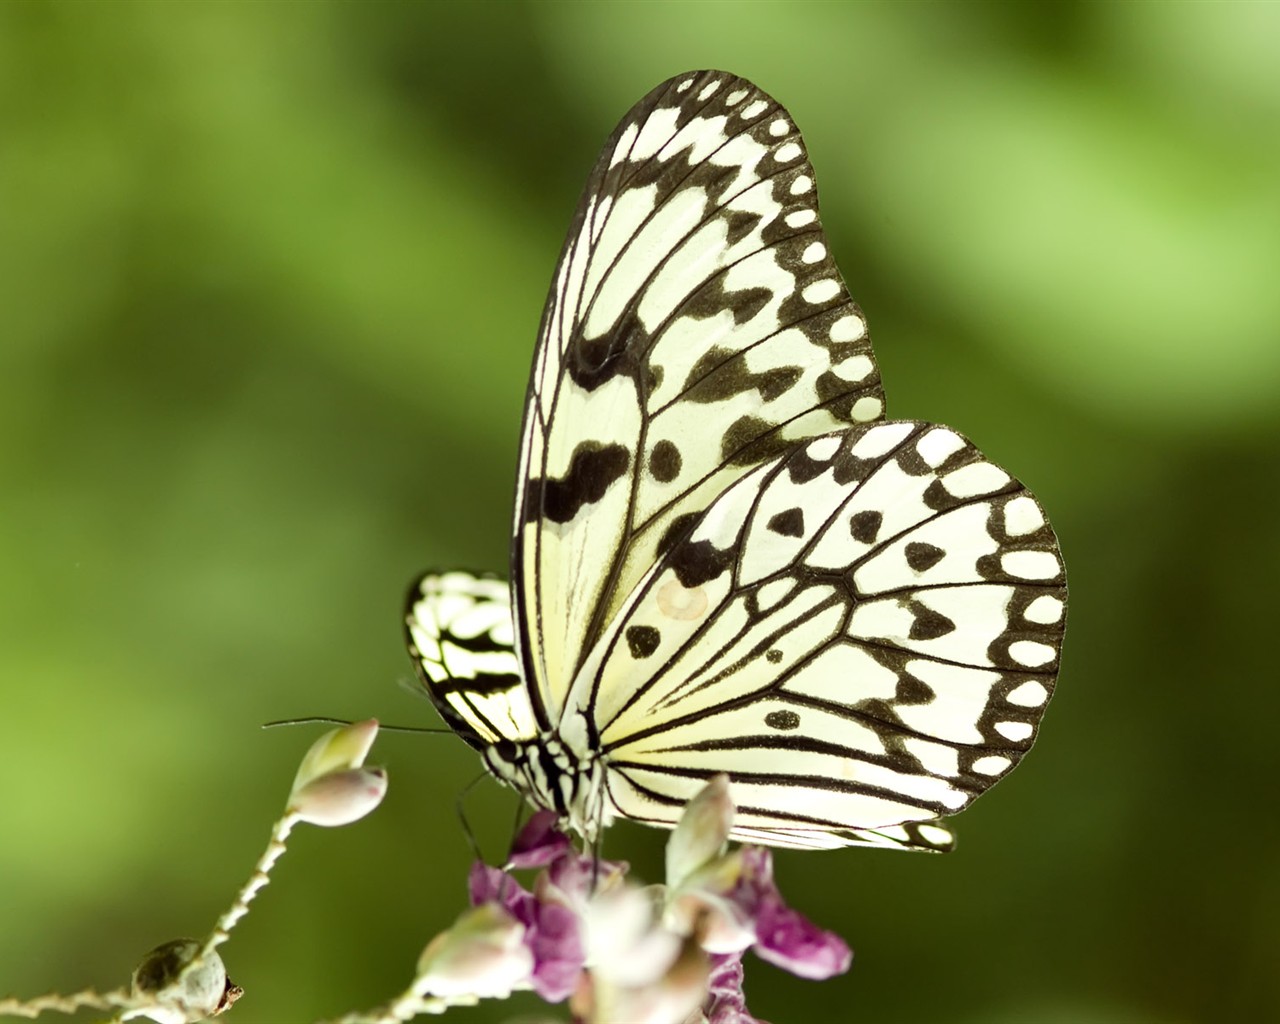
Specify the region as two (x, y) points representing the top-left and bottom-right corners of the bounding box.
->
(2, 2), (1277, 1022)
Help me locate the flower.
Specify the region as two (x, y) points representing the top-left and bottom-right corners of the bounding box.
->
(468, 858), (585, 1002)
(429, 780), (850, 1023)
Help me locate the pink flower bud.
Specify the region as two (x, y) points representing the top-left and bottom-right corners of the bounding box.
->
(666, 848), (755, 954)
(290, 719), (379, 797)
(665, 775), (734, 891)
(290, 766), (387, 827)
(415, 904), (535, 1000)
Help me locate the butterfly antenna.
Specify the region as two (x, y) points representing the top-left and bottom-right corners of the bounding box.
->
(262, 716), (452, 735)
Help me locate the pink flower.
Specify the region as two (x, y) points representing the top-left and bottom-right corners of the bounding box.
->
(467, 859), (585, 1002)
(457, 783), (851, 1022)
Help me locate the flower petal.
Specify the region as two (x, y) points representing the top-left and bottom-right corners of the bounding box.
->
(752, 899), (851, 980)
(526, 900), (584, 1002)
(704, 952), (761, 1024)
(507, 810), (573, 869)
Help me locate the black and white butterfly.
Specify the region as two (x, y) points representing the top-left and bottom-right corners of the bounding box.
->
(405, 71), (1065, 853)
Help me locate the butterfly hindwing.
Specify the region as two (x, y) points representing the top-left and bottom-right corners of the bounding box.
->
(565, 421), (1064, 847)
(405, 571), (534, 749)
(512, 70), (884, 727)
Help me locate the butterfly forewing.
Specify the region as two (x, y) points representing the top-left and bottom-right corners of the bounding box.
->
(568, 422), (1064, 847)
(513, 70), (884, 725)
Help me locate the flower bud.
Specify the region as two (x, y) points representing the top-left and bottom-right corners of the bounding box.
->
(290, 719), (379, 797)
(129, 938), (242, 1023)
(666, 847), (756, 955)
(290, 766), (387, 827)
(665, 775), (733, 892)
(415, 904), (535, 1000)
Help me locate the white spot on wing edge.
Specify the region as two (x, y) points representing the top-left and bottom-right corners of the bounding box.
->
(1004, 495), (1046, 536)
(1001, 551), (1061, 581)
(1008, 640), (1056, 667)
(1006, 680), (1049, 707)
(785, 209), (816, 228)
(775, 142), (802, 163)
(832, 353), (875, 382)
(1023, 594), (1064, 624)
(851, 396), (883, 421)
(916, 428), (965, 468)
(741, 98), (769, 119)
(994, 720), (1034, 742)
(830, 314), (865, 342)
(802, 279), (840, 304)
(801, 242), (826, 264)
(790, 175), (813, 195)
(769, 118), (790, 137)
(971, 755), (1012, 776)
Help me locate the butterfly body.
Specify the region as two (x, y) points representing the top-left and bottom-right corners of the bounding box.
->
(406, 71), (1065, 853)
(483, 733), (608, 839)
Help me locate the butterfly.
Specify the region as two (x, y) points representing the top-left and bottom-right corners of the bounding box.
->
(405, 70), (1065, 852)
